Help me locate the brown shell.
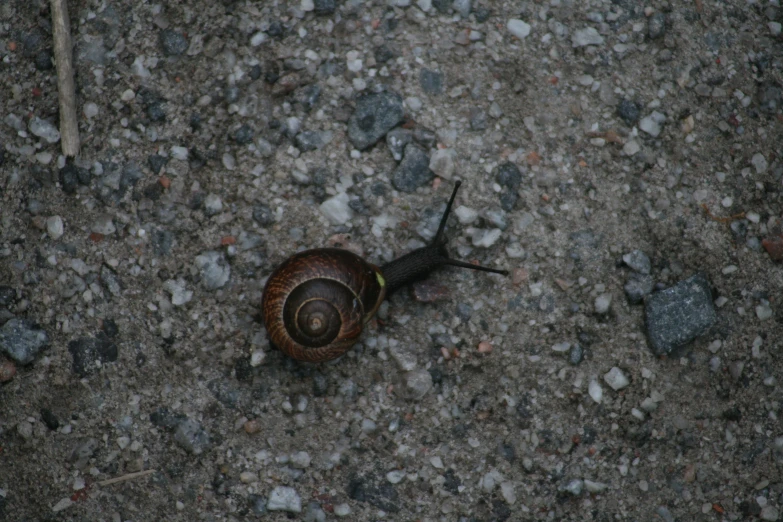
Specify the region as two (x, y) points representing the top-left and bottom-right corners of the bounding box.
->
(261, 248), (387, 362)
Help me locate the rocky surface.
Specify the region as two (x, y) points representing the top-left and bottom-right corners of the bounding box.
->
(1, 0), (783, 520)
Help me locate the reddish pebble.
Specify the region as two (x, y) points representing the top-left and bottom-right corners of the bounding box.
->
(526, 151), (541, 165)
(8, 41), (16, 51)
(0, 358), (17, 382)
(89, 232), (105, 243)
(412, 280), (450, 303)
(158, 176), (171, 189)
(512, 267), (528, 286)
(762, 235), (783, 261)
(244, 419), (262, 434)
(32, 87), (42, 97)
(220, 236), (236, 246)
(477, 341), (493, 353)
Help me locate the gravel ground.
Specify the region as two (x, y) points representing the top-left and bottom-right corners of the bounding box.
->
(2, 0), (783, 520)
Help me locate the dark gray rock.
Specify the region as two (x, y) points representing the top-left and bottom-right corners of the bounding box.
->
(68, 335), (118, 376)
(347, 92), (404, 150)
(0, 286), (15, 307)
(386, 128), (413, 162)
(644, 273), (716, 355)
(0, 318), (49, 365)
(617, 99), (641, 125)
(469, 107), (487, 130)
(624, 273), (654, 304)
(148, 154), (168, 175)
(420, 68), (443, 95)
(374, 44), (395, 64)
(347, 473), (399, 513)
(160, 29), (188, 56)
(495, 162), (522, 211)
(314, 0), (336, 15)
(253, 203), (275, 226)
(648, 13), (666, 39)
(569, 344), (584, 365)
(233, 124), (255, 145)
(392, 144), (432, 192)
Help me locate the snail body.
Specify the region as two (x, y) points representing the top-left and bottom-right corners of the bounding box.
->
(261, 182), (508, 363)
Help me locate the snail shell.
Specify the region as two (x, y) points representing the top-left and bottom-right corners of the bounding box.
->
(261, 248), (386, 362)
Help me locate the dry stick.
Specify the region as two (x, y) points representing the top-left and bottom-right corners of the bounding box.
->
(50, 0), (80, 157)
(97, 469), (156, 487)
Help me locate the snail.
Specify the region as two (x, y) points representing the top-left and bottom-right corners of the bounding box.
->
(261, 181), (508, 362)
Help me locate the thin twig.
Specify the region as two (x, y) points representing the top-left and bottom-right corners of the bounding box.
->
(97, 469), (156, 487)
(50, 0), (80, 157)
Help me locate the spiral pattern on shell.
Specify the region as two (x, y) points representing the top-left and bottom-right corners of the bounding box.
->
(261, 248), (387, 362)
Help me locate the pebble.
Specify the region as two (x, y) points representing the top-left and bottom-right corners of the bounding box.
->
(170, 146), (188, 160)
(622, 250), (651, 274)
(46, 216), (64, 239)
(290, 451), (311, 469)
(501, 482), (516, 504)
(756, 303), (773, 321)
(392, 144), (432, 193)
(320, 193), (354, 225)
(333, 503), (351, 516)
(644, 273), (716, 355)
(28, 117), (61, 143)
(495, 162), (522, 211)
(454, 205), (478, 224)
(617, 99), (641, 125)
(429, 148), (456, 179)
(604, 367), (630, 390)
(194, 251), (231, 290)
(639, 111), (665, 137)
(387, 470), (405, 484)
(52, 498), (74, 513)
(405, 369), (433, 400)
(163, 279), (193, 306)
(561, 479), (584, 496)
(588, 380), (603, 403)
(267, 486), (302, 513)
(92, 215), (116, 235)
(761, 506), (780, 521)
(569, 344), (584, 365)
(469, 108), (487, 130)
(584, 480), (608, 493)
(471, 228), (502, 248)
(347, 92), (405, 150)
(204, 194), (223, 216)
(572, 27), (604, 47)
(0, 318), (50, 365)
(386, 128), (412, 162)
(389, 344), (418, 371)
(594, 294), (612, 314)
(507, 19), (531, 40)
(751, 153), (768, 174)
(173, 419), (210, 454)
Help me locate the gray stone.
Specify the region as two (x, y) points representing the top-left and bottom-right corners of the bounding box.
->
(644, 273), (716, 355)
(267, 486), (302, 513)
(623, 250), (651, 274)
(624, 274), (654, 304)
(347, 92), (405, 150)
(419, 68), (443, 95)
(174, 419), (210, 454)
(0, 318), (50, 365)
(405, 369), (433, 400)
(160, 29), (188, 56)
(392, 144), (432, 193)
(386, 128), (413, 162)
(194, 251), (231, 290)
(572, 27), (604, 47)
(648, 13), (666, 39)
